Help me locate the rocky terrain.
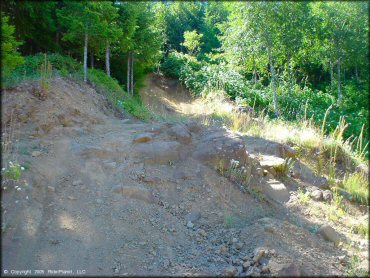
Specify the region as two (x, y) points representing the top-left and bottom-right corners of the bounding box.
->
(1, 75), (368, 276)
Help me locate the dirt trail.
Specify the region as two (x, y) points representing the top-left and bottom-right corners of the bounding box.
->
(0, 75), (357, 276)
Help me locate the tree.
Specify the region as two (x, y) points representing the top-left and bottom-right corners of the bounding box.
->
(57, 1), (101, 82)
(182, 30), (203, 56)
(1, 13), (24, 78)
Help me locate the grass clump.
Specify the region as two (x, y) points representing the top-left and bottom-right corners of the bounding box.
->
(297, 187), (310, 204)
(2, 161), (23, 181)
(341, 172), (368, 205)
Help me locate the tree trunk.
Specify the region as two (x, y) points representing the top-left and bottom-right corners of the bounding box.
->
(330, 61), (334, 93)
(84, 32), (88, 83)
(131, 52), (134, 96)
(106, 40), (110, 77)
(337, 58), (342, 104)
(269, 51), (280, 117)
(127, 51), (130, 94)
(90, 53), (94, 68)
(252, 56), (257, 84)
(355, 64), (359, 83)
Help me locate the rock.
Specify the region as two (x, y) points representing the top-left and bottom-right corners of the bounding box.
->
(316, 176), (329, 189)
(264, 225), (275, 233)
(185, 211), (201, 223)
(192, 129), (249, 169)
(219, 245), (228, 255)
(236, 266), (243, 274)
(256, 168), (264, 177)
(133, 134), (152, 143)
(72, 180), (83, 186)
(311, 189), (323, 201)
(96, 198), (102, 204)
(132, 141), (182, 164)
(31, 151), (42, 157)
(261, 179), (290, 204)
(186, 221), (194, 229)
(232, 238), (238, 243)
(259, 155), (285, 177)
(47, 186), (55, 192)
(112, 185), (157, 204)
(277, 263), (301, 276)
(322, 190), (333, 201)
(224, 266), (237, 276)
(319, 224), (341, 246)
(253, 248), (266, 264)
(242, 261), (251, 270)
(281, 144), (297, 158)
(234, 242), (244, 250)
(168, 123), (192, 144)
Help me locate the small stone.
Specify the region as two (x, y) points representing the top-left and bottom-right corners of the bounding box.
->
(72, 180), (83, 186)
(264, 225), (275, 233)
(236, 266), (243, 274)
(235, 242), (244, 250)
(242, 261), (251, 269)
(256, 168), (264, 177)
(96, 198), (102, 204)
(322, 190), (333, 201)
(185, 211), (201, 223)
(224, 266), (237, 276)
(31, 151), (42, 157)
(253, 248), (266, 263)
(133, 134), (152, 143)
(232, 238), (238, 243)
(68, 196), (76, 200)
(319, 224), (341, 246)
(242, 256), (249, 262)
(311, 189), (323, 201)
(219, 245), (228, 255)
(186, 221), (194, 229)
(47, 186), (55, 192)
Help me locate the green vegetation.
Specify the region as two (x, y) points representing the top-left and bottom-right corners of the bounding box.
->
(342, 173), (369, 205)
(2, 161), (23, 181)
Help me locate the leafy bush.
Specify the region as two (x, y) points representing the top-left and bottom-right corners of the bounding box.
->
(160, 51), (201, 78)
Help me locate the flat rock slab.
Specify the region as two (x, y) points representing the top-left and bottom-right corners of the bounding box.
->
(131, 141), (182, 164)
(259, 155), (285, 168)
(192, 129), (249, 169)
(261, 179), (290, 204)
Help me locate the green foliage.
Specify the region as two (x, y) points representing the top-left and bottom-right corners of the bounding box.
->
(342, 172), (369, 205)
(1, 13), (24, 80)
(297, 187), (311, 204)
(3, 161), (22, 181)
(182, 30), (203, 56)
(118, 97), (151, 121)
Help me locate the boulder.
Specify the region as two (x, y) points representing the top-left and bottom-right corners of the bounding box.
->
(168, 123), (192, 144)
(322, 190), (333, 201)
(192, 129), (249, 169)
(319, 224), (341, 246)
(259, 155), (285, 177)
(280, 144), (297, 158)
(260, 179), (290, 204)
(311, 189), (323, 201)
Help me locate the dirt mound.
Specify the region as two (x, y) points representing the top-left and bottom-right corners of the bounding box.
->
(1, 76), (360, 276)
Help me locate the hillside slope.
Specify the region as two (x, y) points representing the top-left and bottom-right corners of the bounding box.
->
(1, 76), (367, 276)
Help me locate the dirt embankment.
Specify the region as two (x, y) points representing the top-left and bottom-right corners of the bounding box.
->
(1, 75), (366, 276)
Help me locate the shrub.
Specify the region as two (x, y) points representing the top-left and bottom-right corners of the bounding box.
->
(118, 97), (151, 121)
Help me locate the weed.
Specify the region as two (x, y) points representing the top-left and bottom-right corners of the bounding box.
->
(297, 187), (310, 204)
(346, 254), (368, 277)
(2, 161), (23, 181)
(224, 213), (238, 228)
(308, 224), (320, 234)
(118, 97), (152, 121)
(342, 172), (368, 205)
